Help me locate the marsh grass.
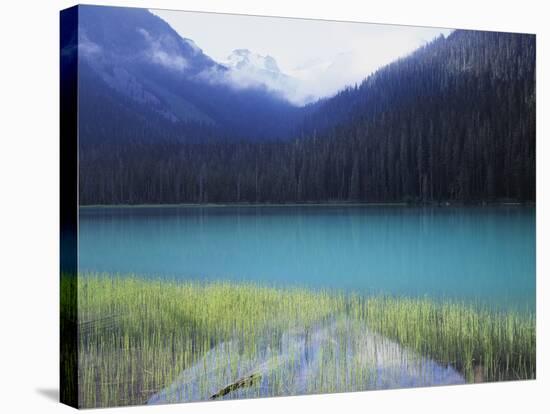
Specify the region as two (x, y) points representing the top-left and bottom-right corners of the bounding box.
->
(359, 296), (536, 382)
(64, 273), (535, 408)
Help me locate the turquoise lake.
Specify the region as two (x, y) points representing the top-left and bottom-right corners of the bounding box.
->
(78, 205), (535, 310)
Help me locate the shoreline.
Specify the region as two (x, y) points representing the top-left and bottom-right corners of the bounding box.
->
(78, 201), (535, 209)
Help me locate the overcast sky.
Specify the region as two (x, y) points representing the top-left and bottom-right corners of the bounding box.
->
(151, 9), (453, 104)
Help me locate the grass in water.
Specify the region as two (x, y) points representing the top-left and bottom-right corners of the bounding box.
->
(62, 273), (535, 408)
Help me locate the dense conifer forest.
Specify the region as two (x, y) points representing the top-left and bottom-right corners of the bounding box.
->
(78, 30), (535, 205)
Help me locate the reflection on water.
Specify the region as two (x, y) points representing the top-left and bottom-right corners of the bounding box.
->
(79, 205), (535, 310)
(148, 316), (465, 404)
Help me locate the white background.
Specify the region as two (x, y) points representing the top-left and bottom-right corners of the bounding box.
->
(0, 0), (547, 412)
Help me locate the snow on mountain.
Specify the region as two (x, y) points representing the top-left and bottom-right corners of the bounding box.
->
(226, 49), (281, 73)
(215, 49), (312, 106)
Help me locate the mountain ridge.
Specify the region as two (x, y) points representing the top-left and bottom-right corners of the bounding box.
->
(66, 6), (535, 205)
(76, 5), (303, 143)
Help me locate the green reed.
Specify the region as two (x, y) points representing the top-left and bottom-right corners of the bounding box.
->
(64, 273), (535, 408)
(360, 296), (535, 382)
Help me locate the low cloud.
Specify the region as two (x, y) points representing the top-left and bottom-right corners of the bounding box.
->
(197, 50), (315, 106)
(289, 51), (373, 102)
(194, 49), (378, 106)
(138, 28), (188, 72)
(78, 31), (102, 57)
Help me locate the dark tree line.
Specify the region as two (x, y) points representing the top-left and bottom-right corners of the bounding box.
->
(79, 30), (535, 205)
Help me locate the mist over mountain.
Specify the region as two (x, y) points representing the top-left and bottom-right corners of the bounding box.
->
(221, 49), (306, 105)
(74, 5), (304, 144)
(66, 6), (535, 205)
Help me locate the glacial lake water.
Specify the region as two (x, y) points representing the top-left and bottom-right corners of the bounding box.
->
(78, 205), (535, 311)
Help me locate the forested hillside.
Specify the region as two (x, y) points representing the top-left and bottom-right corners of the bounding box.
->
(78, 29), (535, 205)
(75, 6), (303, 143)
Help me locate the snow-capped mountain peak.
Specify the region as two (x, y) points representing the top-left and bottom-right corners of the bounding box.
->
(226, 49), (281, 74)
